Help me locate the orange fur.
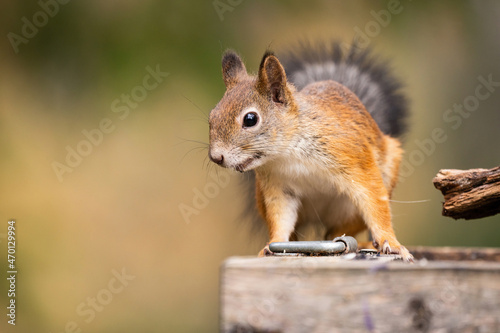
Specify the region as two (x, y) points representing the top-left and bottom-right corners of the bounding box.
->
(209, 51), (413, 261)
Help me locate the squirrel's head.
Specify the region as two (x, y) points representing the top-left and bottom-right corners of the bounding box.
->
(209, 50), (297, 172)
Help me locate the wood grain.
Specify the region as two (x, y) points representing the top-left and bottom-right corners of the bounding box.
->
(220, 248), (500, 332)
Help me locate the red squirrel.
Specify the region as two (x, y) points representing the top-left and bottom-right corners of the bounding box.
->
(208, 42), (413, 261)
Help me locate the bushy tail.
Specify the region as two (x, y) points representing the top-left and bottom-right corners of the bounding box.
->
(280, 41), (408, 137)
(241, 42), (408, 237)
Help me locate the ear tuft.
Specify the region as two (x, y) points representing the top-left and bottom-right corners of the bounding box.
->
(222, 50), (247, 89)
(258, 50), (276, 74)
(257, 51), (288, 105)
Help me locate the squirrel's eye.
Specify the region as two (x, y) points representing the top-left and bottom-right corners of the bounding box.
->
(242, 112), (259, 128)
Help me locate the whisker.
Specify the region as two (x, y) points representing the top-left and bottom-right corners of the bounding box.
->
(214, 165), (221, 181)
(389, 199), (431, 204)
(181, 93), (209, 121)
(305, 195), (325, 231)
(203, 155), (210, 170)
(180, 146), (208, 165)
(175, 137), (209, 147)
(295, 230), (307, 240)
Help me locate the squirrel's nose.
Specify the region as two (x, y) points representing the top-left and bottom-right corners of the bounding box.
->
(210, 152), (224, 165)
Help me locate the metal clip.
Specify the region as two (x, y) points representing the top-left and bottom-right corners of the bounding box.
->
(269, 236), (358, 255)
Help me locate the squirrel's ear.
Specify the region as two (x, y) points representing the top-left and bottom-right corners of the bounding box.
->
(257, 52), (288, 105)
(222, 51), (247, 89)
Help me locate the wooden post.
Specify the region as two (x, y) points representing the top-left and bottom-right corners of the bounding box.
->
(220, 248), (500, 332)
(433, 166), (500, 219)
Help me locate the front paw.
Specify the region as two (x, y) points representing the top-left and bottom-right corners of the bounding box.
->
(258, 244), (273, 257)
(373, 239), (414, 262)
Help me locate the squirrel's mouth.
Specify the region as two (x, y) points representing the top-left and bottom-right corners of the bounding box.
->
(235, 153), (264, 173)
(235, 157), (254, 173)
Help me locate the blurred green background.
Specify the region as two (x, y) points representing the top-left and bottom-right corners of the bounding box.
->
(0, 1), (499, 332)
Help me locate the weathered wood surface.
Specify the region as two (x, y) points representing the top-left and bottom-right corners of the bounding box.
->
(433, 166), (500, 219)
(411, 246), (500, 262)
(220, 247), (500, 333)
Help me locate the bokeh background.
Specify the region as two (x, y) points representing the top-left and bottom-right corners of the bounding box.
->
(1, 1), (499, 332)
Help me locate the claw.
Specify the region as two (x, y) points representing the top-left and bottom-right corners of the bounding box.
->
(399, 246), (415, 263)
(382, 240), (392, 254)
(374, 239), (414, 263)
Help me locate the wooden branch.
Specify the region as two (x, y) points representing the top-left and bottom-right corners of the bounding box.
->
(433, 166), (500, 220)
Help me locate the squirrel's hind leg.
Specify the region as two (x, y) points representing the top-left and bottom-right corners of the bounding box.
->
(357, 190), (414, 262)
